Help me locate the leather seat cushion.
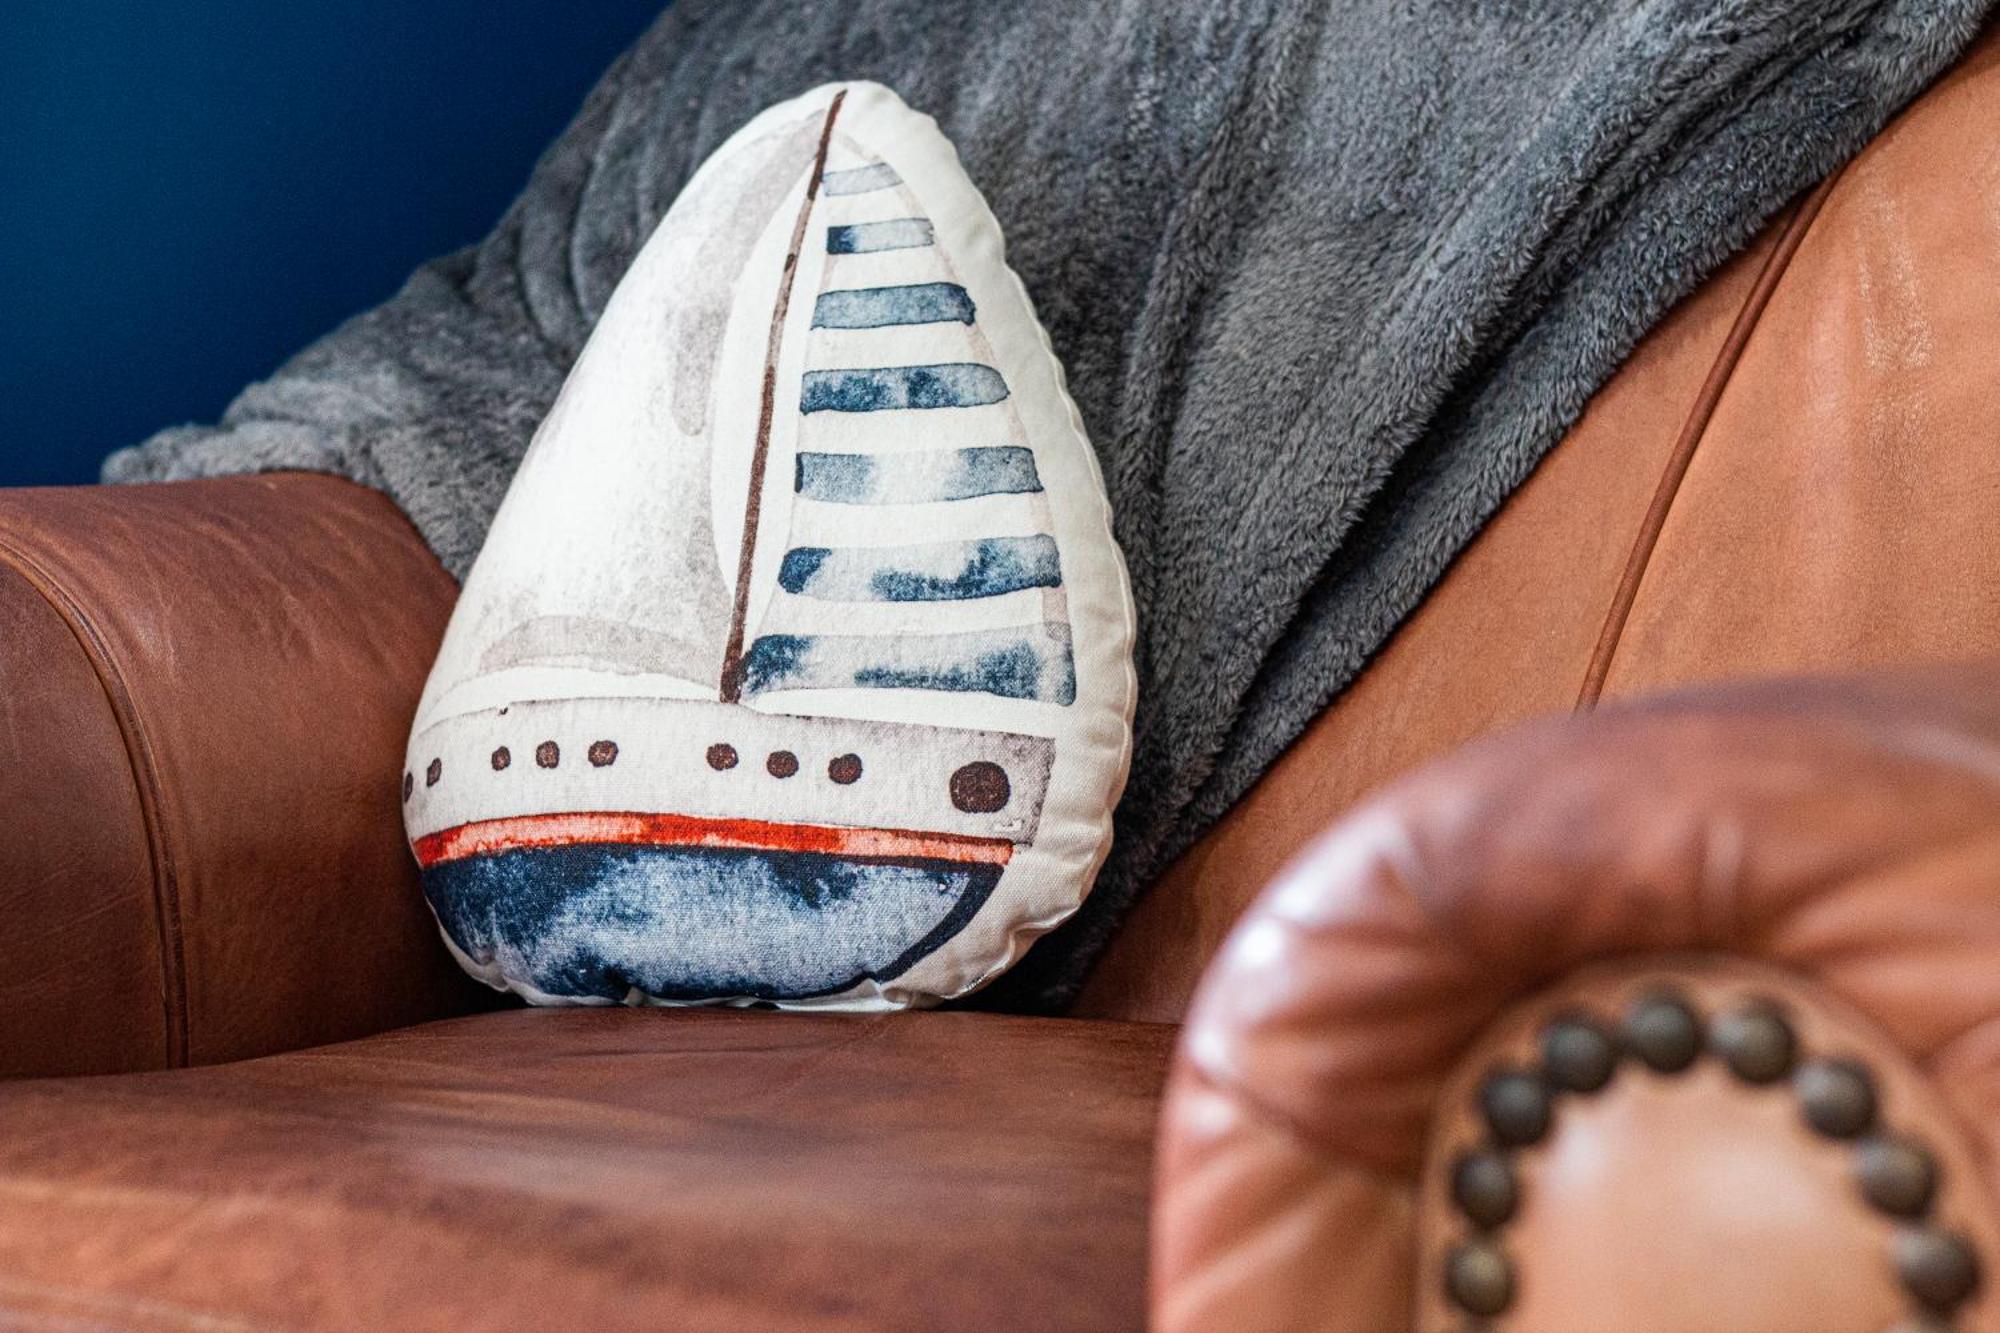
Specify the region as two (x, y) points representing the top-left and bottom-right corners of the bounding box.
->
(0, 1009), (1170, 1331)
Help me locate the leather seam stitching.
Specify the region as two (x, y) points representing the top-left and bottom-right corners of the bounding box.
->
(1576, 168), (1848, 709)
(0, 534), (189, 1068)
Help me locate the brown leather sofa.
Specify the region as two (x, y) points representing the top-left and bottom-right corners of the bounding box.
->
(3, 25), (1999, 1333)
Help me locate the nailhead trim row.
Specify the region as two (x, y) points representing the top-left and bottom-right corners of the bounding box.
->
(1442, 988), (1982, 1327)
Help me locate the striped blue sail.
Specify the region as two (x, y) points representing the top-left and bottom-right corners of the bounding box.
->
(821, 162), (901, 196)
(827, 218), (934, 254)
(811, 282), (974, 329)
(794, 446), (1043, 504)
(744, 149), (1076, 708)
(742, 627), (1076, 704)
(778, 536), (1062, 602)
(799, 363), (1008, 412)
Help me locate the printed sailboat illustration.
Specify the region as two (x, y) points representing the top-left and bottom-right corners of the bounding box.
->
(402, 84), (1133, 1008)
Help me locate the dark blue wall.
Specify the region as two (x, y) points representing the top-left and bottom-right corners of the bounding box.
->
(0, 2), (666, 486)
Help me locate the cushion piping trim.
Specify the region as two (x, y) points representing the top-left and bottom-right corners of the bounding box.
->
(0, 532), (188, 1067)
(1576, 166), (1847, 710)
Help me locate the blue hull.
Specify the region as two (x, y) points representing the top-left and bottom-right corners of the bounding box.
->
(422, 842), (1001, 1002)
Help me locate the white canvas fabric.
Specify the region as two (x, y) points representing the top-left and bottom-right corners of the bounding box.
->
(401, 82), (1137, 1010)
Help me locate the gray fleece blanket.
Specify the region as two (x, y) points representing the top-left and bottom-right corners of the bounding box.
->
(105, 0), (1991, 1011)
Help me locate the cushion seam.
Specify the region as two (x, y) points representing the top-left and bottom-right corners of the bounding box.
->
(0, 534), (189, 1068)
(1576, 165), (1848, 710)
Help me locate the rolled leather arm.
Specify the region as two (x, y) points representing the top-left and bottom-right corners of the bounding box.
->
(0, 474), (487, 1079)
(1154, 664), (2000, 1332)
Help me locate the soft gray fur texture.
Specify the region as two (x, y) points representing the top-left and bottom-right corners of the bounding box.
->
(105, 0), (1993, 1011)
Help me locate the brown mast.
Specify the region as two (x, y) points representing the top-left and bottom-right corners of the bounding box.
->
(717, 89), (846, 704)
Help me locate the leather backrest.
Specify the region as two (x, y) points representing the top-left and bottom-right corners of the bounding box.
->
(1076, 26), (2000, 1023)
(0, 474), (488, 1073)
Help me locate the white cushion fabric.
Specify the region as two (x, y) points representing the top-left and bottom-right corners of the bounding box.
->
(401, 82), (1136, 1009)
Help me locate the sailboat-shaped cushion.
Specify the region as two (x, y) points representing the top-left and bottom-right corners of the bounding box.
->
(401, 82), (1137, 1009)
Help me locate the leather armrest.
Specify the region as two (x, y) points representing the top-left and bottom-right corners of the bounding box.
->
(0, 474), (488, 1078)
(1153, 664), (2000, 1331)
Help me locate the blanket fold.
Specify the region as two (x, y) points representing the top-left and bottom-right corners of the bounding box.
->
(105, 0), (1994, 1010)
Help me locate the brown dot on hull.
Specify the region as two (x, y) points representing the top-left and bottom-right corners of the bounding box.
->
(707, 743), (739, 771)
(828, 753), (863, 785)
(425, 758), (442, 788)
(767, 750), (800, 779)
(536, 741), (560, 769)
(950, 761), (1010, 813)
(588, 740), (619, 767)
(491, 746), (511, 771)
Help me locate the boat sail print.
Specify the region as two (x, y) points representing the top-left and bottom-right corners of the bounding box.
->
(402, 83), (1134, 1009)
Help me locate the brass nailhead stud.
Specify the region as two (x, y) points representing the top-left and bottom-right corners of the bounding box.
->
(1450, 1150), (1518, 1230)
(1623, 992), (1702, 1073)
(1856, 1135), (1938, 1219)
(1797, 1059), (1878, 1139)
(1444, 1239), (1514, 1317)
(1541, 1014), (1618, 1093)
(1479, 1069), (1552, 1148)
(1711, 1001), (1797, 1084)
(1895, 1227), (1981, 1312)
(1438, 994), (1980, 1331)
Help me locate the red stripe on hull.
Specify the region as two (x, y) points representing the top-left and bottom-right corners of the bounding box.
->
(412, 811), (1017, 870)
